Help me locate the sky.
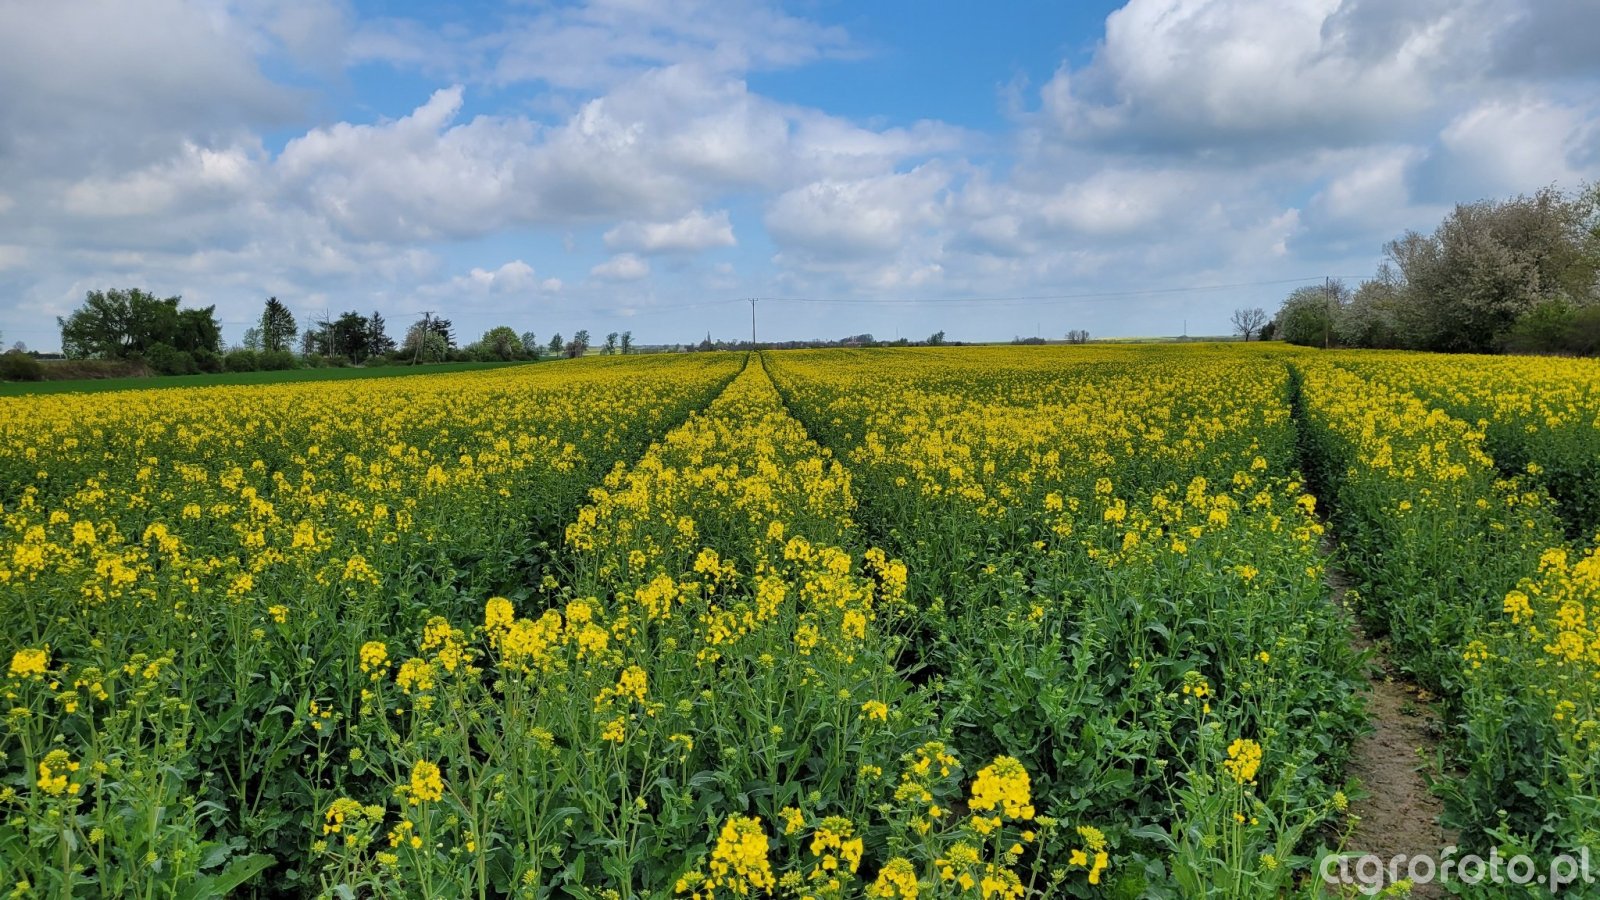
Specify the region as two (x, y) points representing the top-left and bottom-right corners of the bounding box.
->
(1, 0), (1597, 350)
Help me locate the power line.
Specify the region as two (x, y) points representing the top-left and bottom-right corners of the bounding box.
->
(750, 276), (1370, 308)
(531, 275), (1366, 321)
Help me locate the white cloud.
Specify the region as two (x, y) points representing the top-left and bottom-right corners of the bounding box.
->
(604, 208), (736, 253)
(766, 166), (951, 261)
(590, 253), (651, 281)
(62, 143), (259, 218)
(1414, 96), (1597, 201)
(269, 63), (962, 246)
(0, 0), (300, 177)
(460, 260), (540, 294)
(1037, 0), (1516, 154)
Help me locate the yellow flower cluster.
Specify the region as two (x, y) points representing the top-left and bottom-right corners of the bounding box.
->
(35, 749), (81, 797)
(968, 756), (1034, 822)
(406, 760), (444, 805)
(1224, 738), (1263, 785)
(8, 648), (47, 679)
(322, 797), (384, 843)
(866, 857), (919, 898)
(1069, 825), (1110, 885)
(678, 815), (775, 898)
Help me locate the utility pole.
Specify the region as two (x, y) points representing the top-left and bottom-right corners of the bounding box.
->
(749, 298), (758, 348)
(413, 311), (433, 365)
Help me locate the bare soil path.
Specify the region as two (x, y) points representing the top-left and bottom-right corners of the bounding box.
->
(1327, 557), (1454, 897)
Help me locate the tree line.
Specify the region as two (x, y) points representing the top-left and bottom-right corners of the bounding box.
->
(44, 291), (635, 377)
(1271, 184), (1600, 354)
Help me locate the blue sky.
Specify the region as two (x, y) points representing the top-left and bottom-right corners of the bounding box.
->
(1, 0), (1597, 350)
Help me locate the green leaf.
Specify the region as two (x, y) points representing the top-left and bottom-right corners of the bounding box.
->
(177, 853), (273, 900)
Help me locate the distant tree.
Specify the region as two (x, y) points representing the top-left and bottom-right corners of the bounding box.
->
(479, 325), (523, 361)
(1275, 282), (1349, 347)
(1, 349), (43, 381)
(1336, 275), (1404, 348)
(240, 326), (263, 351)
(1258, 320), (1277, 341)
(58, 288), (219, 359)
(603, 332), (619, 355)
(1378, 187), (1599, 352)
(1231, 307), (1268, 342)
(331, 311), (371, 363)
(620, 331), (633, 354)
(927, 330), (946, 346)
(521, 331), (540, 359)
(304, 314), (334, 356)
(367, 311), (396, 357)
(11, 341), (25, 353)
(548, 333), (564, 356)
(401, 324), (447, 363)
(1065, 329), (1089, 344)
(426, 317), (456, 349)
(59, 289), (140, 358)
(259, 297), (297, 352)
(567, 329), (591, 358)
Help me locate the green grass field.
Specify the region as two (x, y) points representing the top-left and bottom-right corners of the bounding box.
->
(0, 361), (532, 396)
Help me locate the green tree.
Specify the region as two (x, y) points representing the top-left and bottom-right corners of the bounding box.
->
(331, 311), (371, 362)
(1274, 282), (1347, 347)
(1337, 274), (1406, 349)
(58, 288), (219, 359)
(259, 297), (297, 352)
(428, 317), (456, 348)
(479, 326), (523, 361)
(521, 331), (540, 359)
(548, 333), (564, 356)
(175, 307), (222, 355)
(367, 311), (396, 357)
(620, 331), (632, 354)
(1383, 187), (1599, 352)
(603, 332), (619, 355)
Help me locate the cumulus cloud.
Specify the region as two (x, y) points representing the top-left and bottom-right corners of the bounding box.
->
(0, 0), (301, 176)
(270, 64), (959, 245)
(590, 253), (651, 281)
(604, 209), (737, 254)
(1032, 0), (1582, 156)
(1412, 96), (1598, 202)
(766, 166), (952, 261)
(62, 143), (260, 218)
(459, 260), (540, 294)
